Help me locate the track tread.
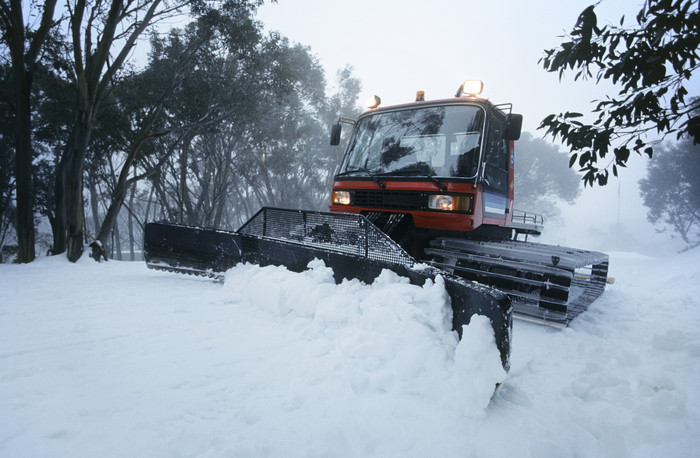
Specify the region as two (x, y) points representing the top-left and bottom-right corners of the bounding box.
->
(426, 237), (609, 327)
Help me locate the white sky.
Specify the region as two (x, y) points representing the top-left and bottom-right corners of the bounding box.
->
(256, 0), (696, 254)
(256, 0), (647, 133)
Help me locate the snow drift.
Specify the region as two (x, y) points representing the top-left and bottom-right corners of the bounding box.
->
(1, 250), (698, 457)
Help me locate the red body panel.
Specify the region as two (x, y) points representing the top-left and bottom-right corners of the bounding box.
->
(329, 96), (518, 235)
(330, 179), (487, 232)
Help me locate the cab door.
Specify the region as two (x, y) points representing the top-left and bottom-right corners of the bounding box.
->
(481, 113), (510, 223)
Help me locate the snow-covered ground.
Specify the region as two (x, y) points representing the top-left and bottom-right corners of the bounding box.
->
(1, 249), (699, 457)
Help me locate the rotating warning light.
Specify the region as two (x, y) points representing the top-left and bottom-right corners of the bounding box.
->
(456, 80), (483, 97)
(366, 95), (382, 109)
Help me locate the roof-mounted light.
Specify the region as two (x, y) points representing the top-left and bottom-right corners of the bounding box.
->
(366, 95), (381, 109)
(456, 80), (483, 97)
(416, 91), (425, 102)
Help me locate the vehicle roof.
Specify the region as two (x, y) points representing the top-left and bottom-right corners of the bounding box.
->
(357, 96), (507, 119)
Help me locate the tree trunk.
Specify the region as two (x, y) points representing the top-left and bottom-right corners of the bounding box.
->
(88, 179), (101, 237)
(144, 186), (155, 224)
(7, 7), (35, 263)
(127, 176), (136, 261)
(178, 140), (196, 224)
(13, 60), (36, 263)
(54, 115), (92, 261)
(152, 179), (175, 222)
(113, 221), (122, 261)
(96, 170), (132, 248)
(2, 0), (58, 262)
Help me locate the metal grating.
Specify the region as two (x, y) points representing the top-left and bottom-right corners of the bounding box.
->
(511, 209), (544, 226)
(352, 190), (426, 210)
(237, 207), (416, 267)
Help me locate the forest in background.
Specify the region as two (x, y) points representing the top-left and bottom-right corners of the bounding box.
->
(0, 0), (583, 263)
(0, 0), (366, 262)
(1, 0), (697, 263)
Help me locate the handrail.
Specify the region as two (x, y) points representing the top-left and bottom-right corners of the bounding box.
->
(511, 209), (544, 227)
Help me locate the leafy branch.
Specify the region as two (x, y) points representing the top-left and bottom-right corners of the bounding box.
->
(539, 0), (700, 186)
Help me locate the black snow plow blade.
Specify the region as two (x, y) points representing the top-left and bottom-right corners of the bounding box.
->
(425, 238), (609, 328)
(144, 207), (512, 370)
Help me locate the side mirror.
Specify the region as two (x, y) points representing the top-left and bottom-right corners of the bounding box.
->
(330, 123), (342, 146)
(504, 113), (523, 141)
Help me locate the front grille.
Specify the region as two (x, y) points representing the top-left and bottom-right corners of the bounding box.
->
(352, 190), (427, 210)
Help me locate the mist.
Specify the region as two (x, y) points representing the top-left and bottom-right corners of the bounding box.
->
(256, 0), (692, 257)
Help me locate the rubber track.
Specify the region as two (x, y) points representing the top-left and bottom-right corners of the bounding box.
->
(424, 237), (609, 327)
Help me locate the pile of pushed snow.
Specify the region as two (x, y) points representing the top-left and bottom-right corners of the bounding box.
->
(1, 249), (698, 456)
(222, 259), (506, 416)
(0, 257), (505, 457)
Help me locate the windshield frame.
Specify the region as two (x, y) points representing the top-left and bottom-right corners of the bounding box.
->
(336, 102), (487, 181)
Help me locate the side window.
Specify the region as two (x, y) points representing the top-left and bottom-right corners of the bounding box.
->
(483, 115), (508, 193)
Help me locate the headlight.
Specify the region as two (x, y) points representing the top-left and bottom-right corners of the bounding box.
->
(428, 194), (471, 212)
(331, 190), (351, 205)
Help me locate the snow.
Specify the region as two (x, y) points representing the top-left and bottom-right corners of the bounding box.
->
(1, 250), (699, 457)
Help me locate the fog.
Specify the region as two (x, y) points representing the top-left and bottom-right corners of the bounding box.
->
(256, 0), (646, 133)
(257, 0), (686, 256)
(542, 170), (684, 256)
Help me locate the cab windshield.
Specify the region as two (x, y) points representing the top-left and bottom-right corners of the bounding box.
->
(339, 105), (485, 179)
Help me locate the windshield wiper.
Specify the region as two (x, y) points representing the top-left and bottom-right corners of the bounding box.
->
(377, 168), (447, 191)
(335, 168), (386, 188)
